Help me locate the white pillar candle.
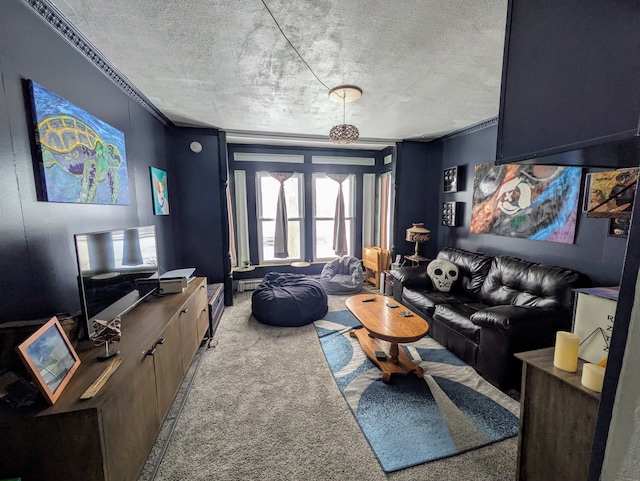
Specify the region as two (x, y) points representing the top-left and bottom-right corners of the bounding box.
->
(553, 331), (580, 372)
(581, 363), (605, 393)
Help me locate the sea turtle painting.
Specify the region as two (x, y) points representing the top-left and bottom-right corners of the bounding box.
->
(29, 80), (130, 205)
(37, 115), (123, 203)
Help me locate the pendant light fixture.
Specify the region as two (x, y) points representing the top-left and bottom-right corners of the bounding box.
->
(329, 85), (362, 144)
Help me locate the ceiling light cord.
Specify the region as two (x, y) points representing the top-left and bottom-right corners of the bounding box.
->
(260, 0), (331, 91)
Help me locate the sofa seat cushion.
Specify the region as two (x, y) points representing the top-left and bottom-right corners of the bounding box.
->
(402, 287), (472, 316)
(432, 302), (488, 343)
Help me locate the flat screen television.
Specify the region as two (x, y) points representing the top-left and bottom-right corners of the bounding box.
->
(74, 225), (159, 339)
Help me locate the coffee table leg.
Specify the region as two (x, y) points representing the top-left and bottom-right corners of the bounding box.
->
(389, 342), (400, 364)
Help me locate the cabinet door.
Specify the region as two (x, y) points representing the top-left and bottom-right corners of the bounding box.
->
(178, 282), (208, 370)
(153, 315), (186, 421)
(102, 354), (159, 481)
(196, 287), (211, 343)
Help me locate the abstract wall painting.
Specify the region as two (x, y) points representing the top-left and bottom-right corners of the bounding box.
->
(470, 163), (581, 244)
(150, 167), (169, 215)
(28, 80), (130, 205)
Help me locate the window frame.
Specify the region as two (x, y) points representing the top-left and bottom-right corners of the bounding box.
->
(311, 172), (356, 261)
(255, 171), (305, 265)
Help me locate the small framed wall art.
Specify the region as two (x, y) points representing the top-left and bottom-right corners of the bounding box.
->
(150, 167), (169, 215)
(585, 168), (638, 218)
(443, 166), (459, 193)
(608, 218), (630, 238)
(442, 201), (461, 226)
(16, 317), (81, 405)
(443, 165), (465, 193)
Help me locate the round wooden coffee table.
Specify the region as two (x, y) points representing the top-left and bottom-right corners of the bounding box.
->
(345, 293), (430, 383)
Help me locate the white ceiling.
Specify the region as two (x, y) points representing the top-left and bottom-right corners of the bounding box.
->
(52, 0), (508, 150)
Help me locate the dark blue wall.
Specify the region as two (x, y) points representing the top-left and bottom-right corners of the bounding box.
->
(0, 1), (177, 322)
(393, 141), (440, 260)
(166, 128), (224, 282)
(434, 123), (626, 286)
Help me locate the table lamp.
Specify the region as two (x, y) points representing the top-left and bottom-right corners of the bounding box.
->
(406, 223), (430, 257)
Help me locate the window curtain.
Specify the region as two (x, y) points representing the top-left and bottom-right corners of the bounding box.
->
(233, 170), (250, 265)
(269, 172), (293, 258)
(362, 173), (375, 247)
(379, 172), (391, 250)
(226, 184), (237, 266)
(328, 173), (349, 256)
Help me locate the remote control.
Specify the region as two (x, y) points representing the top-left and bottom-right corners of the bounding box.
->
(386, 302), (398, 308)
(400, 311), (413, 317)
(361, 297), (376, 302)
(375, 350), (387, 360)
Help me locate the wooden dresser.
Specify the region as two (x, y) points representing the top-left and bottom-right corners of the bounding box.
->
(515, 348), (601, 481)
(0, 277), (209, 481)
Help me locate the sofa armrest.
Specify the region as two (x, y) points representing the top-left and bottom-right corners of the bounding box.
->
(471, 305), (566, 331)
(389, 266), (432, 289)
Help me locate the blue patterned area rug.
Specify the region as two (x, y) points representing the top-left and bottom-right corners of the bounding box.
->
(314, 310), (520, 473)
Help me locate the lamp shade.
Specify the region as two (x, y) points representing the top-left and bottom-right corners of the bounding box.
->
(329, 124), (359, 144)
(406, 223), (430, 243)
(406, 223), (430, 257)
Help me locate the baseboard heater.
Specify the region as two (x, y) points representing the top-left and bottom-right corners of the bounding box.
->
(234, 274), (321, 292)
(235, 278), (264, 292)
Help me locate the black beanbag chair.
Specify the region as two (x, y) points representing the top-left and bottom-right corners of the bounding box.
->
(251, 272), (328, 326)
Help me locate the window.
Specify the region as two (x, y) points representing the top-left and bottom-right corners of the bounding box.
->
(313, 173), (355, 260)
(255, 172), (304, 263)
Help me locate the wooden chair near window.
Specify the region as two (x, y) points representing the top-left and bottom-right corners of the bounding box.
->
(362, 246), (391, 289)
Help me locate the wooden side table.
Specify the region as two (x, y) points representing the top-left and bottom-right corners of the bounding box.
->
(404, 255), (430, 266)
(515, 348), (601, 481)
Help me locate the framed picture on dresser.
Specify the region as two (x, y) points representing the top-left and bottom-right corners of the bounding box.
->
(16, 317), (81, 405)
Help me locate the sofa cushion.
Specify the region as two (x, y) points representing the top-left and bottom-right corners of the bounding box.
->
(437, 248), (493, 298)
(432, 302), (488, 343)
(402, 287), (472, 316)
(479, 256), (589, 310)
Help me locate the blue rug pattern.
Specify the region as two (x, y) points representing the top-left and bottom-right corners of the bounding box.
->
(314, 310), (520, 472)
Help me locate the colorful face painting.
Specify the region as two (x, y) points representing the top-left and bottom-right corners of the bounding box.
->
(29, 80), (129, 205)
(470, 163), (581, 244)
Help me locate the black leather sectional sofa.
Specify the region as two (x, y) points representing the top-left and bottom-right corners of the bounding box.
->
(391, 247), (590, 389)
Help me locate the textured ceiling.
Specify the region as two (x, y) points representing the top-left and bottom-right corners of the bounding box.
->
(52, 0), (508, 149)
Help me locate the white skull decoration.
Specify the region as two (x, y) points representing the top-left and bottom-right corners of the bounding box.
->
(427, 259), (459, 292)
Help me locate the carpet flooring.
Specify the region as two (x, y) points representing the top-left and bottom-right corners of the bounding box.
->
(314, 310), (520, 472)
(138, 290), (519, 481)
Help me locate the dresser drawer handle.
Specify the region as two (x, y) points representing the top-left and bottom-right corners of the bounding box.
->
(146, 338), (166, 356)
(180, 308), (189, 314)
